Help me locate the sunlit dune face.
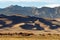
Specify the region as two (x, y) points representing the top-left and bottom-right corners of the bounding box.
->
(0, 18), (12, 25)
(4, 20), (12, 25)
(0, 18), (7, 20)
(0, 24), (3, 27)
(11, 23), (25, 28)
(55, 18), (60, 21)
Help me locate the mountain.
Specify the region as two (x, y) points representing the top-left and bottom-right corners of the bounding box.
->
(0, 5), (60, 18)
(0, 5), (33, 16)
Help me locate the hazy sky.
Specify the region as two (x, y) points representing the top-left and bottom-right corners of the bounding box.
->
(0, 0), (60, 8)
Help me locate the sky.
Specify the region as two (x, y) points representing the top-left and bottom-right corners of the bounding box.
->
(0, 0), (60, 8)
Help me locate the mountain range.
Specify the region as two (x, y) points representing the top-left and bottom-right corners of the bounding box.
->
(0, 5), (60, 18)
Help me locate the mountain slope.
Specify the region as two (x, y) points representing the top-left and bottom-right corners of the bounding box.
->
(0, 5), (60, 18)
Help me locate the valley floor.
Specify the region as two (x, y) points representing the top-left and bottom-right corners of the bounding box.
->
(0, 35), (60, 40)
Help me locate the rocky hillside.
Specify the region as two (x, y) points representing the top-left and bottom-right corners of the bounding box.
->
(0, 5), (60, 18)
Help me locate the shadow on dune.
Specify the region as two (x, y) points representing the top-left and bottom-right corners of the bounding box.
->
(0, 20), (13, 28)
(0, 14), (60, 30)
(20, 24), (44, 30)
(38, 18), (60, 29)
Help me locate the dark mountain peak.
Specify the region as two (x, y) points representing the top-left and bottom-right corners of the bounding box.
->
(11, 5), (21, 7)
(41, 7), (51, 8)
(40, 7), (54, 9)
(54, 6), (60, 8)
(5, 5), (22, 9)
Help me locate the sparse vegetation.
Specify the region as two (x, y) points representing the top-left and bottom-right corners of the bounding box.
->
(0, 34), (60, 40)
